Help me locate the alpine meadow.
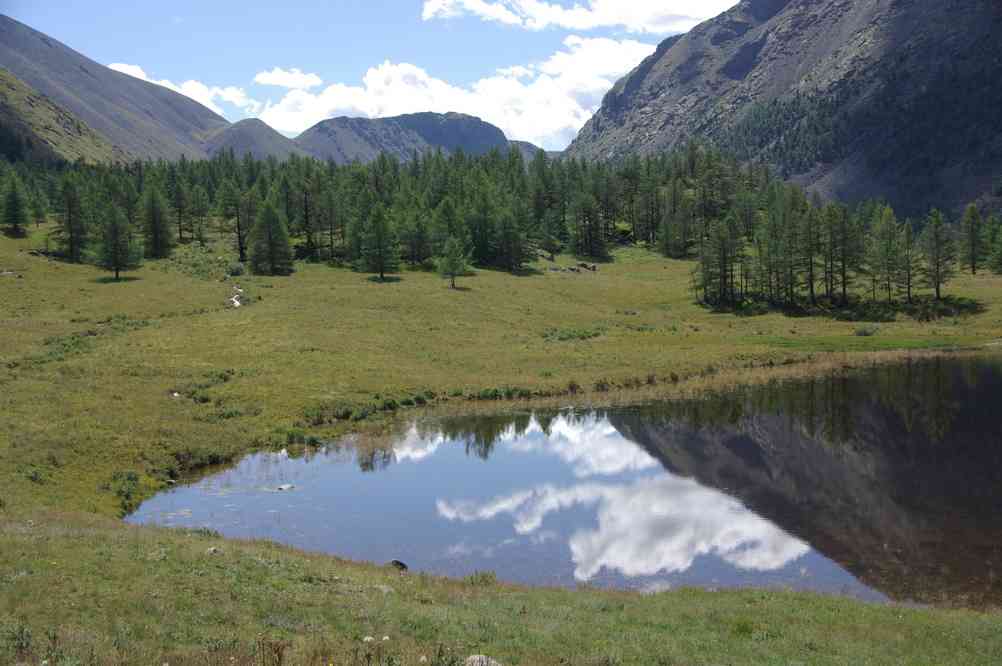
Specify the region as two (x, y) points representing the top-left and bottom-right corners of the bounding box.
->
(2, 3), (1002, 666)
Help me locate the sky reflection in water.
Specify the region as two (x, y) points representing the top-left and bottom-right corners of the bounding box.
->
(128, 411), (880, 599)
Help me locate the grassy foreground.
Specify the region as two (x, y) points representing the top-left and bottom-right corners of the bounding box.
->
(2, 224), (1002, 664)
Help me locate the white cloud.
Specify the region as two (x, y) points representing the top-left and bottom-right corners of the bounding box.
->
(109, 32), (656, 149)
(437, 475), (810, 581)
(422, 0), (738, 34)
(257, 35), (655, 149)
(108, 63), (262, 116)
(253, 67), (324, 90)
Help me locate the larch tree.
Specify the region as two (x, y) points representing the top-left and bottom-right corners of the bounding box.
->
(358, 204), (399, 281)
(57, 174), (87, 262)
(959, 203), (985, 275)
(141, 185), (174, 259)
(920, 208), (957, 300)
(896, 219), (922, 303)
(94, 206), (142, 281)
(990, 231), (1002, 275)
(249, 199), (294, 276)
(866, 205), (900, 302)
(189, 184), (211, 244)
(437, 235), (470, 289)
(30, 190), (47, 227)
(3, 173), (28, 237)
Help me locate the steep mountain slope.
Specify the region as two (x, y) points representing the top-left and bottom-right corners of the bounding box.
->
(204, 118), (310, 160)
(296, 112), (509, 164)
(0, 68), (119, 163)
(567, 0), (1002, 214)
(0, 14), (227, 160)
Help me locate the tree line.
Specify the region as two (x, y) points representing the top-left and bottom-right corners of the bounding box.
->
(1, 145), (999, 304)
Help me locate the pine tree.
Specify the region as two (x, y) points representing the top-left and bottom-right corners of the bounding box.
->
(959, 203), (985, 275)
(437, 235), (469, 289)
(93, 206), (142, 281)
(249, 199), (294, 276)
(3, 173), (28, 237)
(358, 204), (399, 281)
(920, 209), (957, 300)
(141, 185), (173, 259)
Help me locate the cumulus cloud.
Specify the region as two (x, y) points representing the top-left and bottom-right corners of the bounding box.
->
(257, 35), (655, 149)
(108, 63), (261, 116)
(253, 67), (324, 90)
(437, 475), (810, 581)
(109, 33), (655, 149)
(489, 413), (659, 478)
(422, 0), (738, 34)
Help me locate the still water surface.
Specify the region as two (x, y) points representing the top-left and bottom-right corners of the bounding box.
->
(128, 357), (1002, 607)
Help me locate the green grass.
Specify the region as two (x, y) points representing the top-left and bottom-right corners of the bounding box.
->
(0, 68), (119, 163)
(2, 224), (1002, 663)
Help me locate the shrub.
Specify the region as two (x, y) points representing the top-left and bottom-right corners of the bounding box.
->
(228, 262), (246, 277)
(543, 327), (604, 342)
(110, 471), (140, 514)
(855, 325), (880, 337)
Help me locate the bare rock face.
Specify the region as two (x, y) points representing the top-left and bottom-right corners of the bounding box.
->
(566, 0), (1002, 214)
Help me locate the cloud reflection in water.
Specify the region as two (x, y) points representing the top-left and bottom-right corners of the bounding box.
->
(430, 413), (809, 581)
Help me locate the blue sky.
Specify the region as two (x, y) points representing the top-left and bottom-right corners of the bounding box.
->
(5, 1), (736, 149)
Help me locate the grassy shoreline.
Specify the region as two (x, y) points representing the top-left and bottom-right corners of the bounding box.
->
(3, 226), (1002, 663)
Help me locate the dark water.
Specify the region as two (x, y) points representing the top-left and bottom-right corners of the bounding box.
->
(128, 356), (1002, 608)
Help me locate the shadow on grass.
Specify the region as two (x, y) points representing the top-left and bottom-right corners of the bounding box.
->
(706, 294), (986, 322)
(93, 276), (142, 284)
(448, 285), (474, 292)
(365, 275), (403, 284)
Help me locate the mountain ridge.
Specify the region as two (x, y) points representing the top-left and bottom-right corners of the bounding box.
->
(0, 14), (530, 165)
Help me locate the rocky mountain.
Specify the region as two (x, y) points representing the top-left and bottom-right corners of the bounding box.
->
(204, 118), (309, 161)
(0, 14), (228, 161)
(567, 0), (1002, 214)
(0, 68), (119, 163)
(295, 112), (510, 164)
